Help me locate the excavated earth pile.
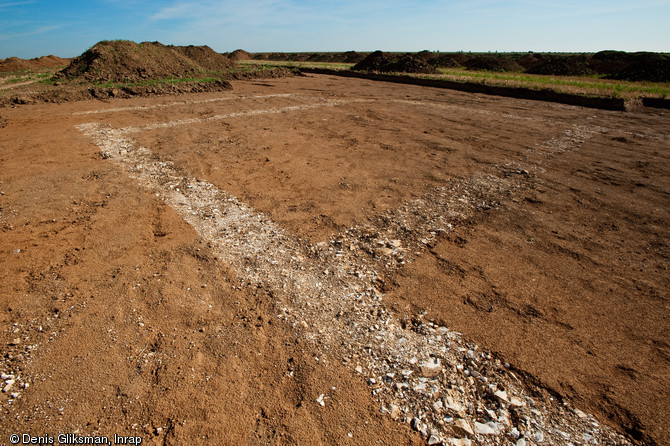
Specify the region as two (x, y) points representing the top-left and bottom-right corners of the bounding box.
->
(352, 51), (438, 74)
(226, 49), (252, 60)
(605, 52), (670, 82)
(56, 41), (235, 83)
(0, 55), (70, 72)
(249, 51), (368, 64)
(0, 41), (299, 106)
(526, 55), (594, 76)
(259, 50), (670, 82)
(463, 56), (524, 73)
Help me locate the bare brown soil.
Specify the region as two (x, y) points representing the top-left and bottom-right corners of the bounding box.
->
(0, 74), (668, 445)
(0, 56), (70, 73)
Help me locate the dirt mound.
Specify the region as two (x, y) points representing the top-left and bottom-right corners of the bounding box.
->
(606, 52), (670, 82)
(57, 40), (235, 83)
(588, 50), (632, 76)
(305, 53), (332, 62)
(516, 53), (543, 71)
(352, 51), (395, 72)
(415, 50), (433, 61)
(32, 55), (69, 68)
(172, 45), (234, 71)
(0, 57), (31, 72)
(341, 51), (365, 64)
(465, 56), (524, 72)
(527, 55), (593, 76)
(611, 59), (670, 82)
(0, 55), (69, 72)
(0, 67), (297, 107)
(394, 54), (439, 74)
(429, 54), (462, 68)
(227, 49), (251, 60)
(250, 52), (368, 64)
(352, 51), (437, 74)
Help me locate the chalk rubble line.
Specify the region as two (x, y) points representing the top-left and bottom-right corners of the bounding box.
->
(75, 111), (629, 446)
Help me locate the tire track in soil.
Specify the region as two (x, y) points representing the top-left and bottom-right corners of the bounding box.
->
(0, 79), (40, 90)
(76, 100), (632, 445)
(117, 99), (373, 134)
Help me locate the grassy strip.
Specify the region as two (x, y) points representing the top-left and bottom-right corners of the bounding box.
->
(228, 64), (277, 72)
(90, 65), (285, 88)
(241, 60), (669, 99)
(5, 64), (288, 89)
(431, 68), (670, 99)
(1, 72), (54, 83)
(97, 76), (221, 89)
(240, 60), (353, 71)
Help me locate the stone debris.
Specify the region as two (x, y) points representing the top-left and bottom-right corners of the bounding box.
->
(1, 369), (28, 403)
(74, 117), (632, 446)
(427, 434), (441, 445)
(474, 422), (497, 435)
(451, 419), (474, 438)
(3, 379), (15, 393)
(449, 439), (472, 446)
(419, 358), (442, 378)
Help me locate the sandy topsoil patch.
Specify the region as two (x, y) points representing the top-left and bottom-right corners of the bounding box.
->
(0, 74), (668, 445)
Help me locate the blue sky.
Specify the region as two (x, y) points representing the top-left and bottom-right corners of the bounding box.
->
(1, 0), (669, 59)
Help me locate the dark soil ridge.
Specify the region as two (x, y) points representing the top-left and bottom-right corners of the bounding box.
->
(58, 40), (235, 83)
(299, 68), (629, 111)
(352, 50), (438, 74)
(246, 51), (369, 64)
(642, 97), (670, 109)
(248, 50), (670, 82)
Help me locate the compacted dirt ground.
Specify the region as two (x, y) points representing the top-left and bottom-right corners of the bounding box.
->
(0, 74), (668, 445)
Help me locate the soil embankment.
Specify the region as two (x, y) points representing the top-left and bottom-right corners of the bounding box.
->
(57, 41), (235, 83)
(1, 41), (298, 107)
(0, 55), (70, 72)
(248, 50), (670, 82)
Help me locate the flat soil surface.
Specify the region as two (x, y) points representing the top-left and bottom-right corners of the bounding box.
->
(0, 74), (668, 445)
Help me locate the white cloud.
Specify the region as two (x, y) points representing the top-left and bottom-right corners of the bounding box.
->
(148, 0), (413, 26)
(150, 0), (283, 22)
(0, 1), (32, 6)
(150, 2), (198, 20)
(0, 23), (65, 40)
